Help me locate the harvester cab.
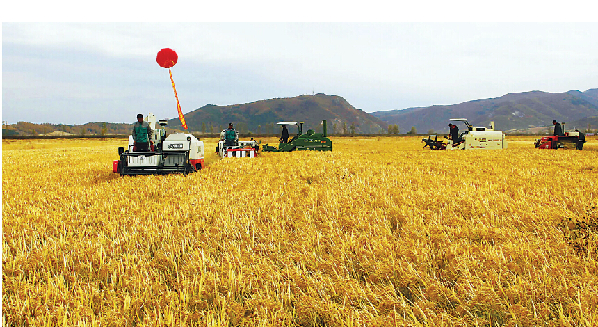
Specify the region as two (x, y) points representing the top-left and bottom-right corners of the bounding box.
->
(215, 129), (260, 158)
(113, 113), (205, 175)
(262, 120), (332, 152)
(423, 118), (507, 150)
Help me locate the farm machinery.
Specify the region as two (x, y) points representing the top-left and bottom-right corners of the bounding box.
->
(535, 122), (585, 150)
(113, 113), (204, 175)
(422, 135), (447, 150)
(216, 129), (260, 158)
(262, 120), (332, 152)
(422, 118), (508, 150)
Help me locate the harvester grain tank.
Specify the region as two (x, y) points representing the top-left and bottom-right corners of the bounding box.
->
(113, 113), (204, 175)
(262, 120), (332, 152)
(422, 118), (508, 150)
(534, 122), (585, 150)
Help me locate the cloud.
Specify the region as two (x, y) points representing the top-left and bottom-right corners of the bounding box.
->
(3, 23), (598, 124)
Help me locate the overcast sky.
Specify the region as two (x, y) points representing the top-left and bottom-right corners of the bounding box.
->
(2, 22), (598, 124)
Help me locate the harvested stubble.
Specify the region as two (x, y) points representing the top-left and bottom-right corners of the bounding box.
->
(2, 136), (598, 326)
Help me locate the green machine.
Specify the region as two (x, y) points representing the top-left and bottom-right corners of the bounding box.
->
(262, 120), (332, 152)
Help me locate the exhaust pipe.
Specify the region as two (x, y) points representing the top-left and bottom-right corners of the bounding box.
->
(323, 120), (327, 137)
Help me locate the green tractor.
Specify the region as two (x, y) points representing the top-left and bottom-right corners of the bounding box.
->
(262, 120), (332, 152)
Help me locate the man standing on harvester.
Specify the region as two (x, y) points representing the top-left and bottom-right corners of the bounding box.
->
(224, 123), (237, 146)
(553, 120), (564, 136)
(280, 125), (289, 143)
(449, 123), (460, 145)
(132, 113), (153, 151)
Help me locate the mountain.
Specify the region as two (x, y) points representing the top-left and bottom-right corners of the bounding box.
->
(5, 89), (598, 137)
(372, 89), (598, 133)
(167, 94), (387, 134)
(569, 115), (598, 132)
(567, 89), (598, 108)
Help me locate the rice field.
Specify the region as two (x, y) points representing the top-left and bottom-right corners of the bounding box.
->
(2, 135), (598, 326)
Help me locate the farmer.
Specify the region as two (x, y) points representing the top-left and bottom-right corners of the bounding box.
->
(553, 120), (564, 136)
(280, 125), (289, 143)
(132, 113), (153, 152)
(224, 123), (238, 146)
(449, 123), (460, 144)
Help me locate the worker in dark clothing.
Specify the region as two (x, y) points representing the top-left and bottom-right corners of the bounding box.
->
(132, 114), (153, 152)
(224, 123), (237, 146)
(553, 120), (564, 136)
(449, 123), (460, 144)
(280, 125), (289, 143)
(575, 129), (586, 150)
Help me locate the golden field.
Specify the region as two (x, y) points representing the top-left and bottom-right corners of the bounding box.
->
(2, 135), (598, 326)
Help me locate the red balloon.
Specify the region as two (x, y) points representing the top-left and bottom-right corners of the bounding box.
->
(156, 48), (178, 68)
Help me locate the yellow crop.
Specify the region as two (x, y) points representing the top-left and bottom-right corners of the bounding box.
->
(2, 136), (598, 326)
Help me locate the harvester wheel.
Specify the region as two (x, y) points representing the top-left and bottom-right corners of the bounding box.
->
(195, 163), (202, 170)
(117, 161), (124, 176)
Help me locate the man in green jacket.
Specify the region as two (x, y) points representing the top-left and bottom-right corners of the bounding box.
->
(224, 123), (237, 146)
(132, 114), (153, 152)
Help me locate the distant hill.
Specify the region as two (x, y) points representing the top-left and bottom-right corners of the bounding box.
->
(372, 89), (598, 134)
(5, 90), (598, 137)
(167, 94), (387, 134)
(567, 89), (598, 108)
(569, 115), (598, 131)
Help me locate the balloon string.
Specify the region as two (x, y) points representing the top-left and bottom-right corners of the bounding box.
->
(169, 68), (188, 130)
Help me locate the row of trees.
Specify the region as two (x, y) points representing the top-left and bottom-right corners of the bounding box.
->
(2, 122), (131, 136)
(387, 125), (420, 135)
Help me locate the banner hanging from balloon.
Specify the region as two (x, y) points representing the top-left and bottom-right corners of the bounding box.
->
(156, 48), (187, 130)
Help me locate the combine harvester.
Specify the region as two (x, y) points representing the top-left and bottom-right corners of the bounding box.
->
(215, 129), (260, 158)
(262, 120), (332, 152)
(534, 122), (585, 150)
(422, 118), (508, 150)
(113, 113), (204, 176)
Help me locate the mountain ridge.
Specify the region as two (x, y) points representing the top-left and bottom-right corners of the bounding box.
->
(167, 93), (387, 134)
(3, 89), (598, 136)
(371, 89), (598, 133)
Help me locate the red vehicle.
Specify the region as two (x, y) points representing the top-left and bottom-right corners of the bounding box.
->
(535, 133), (583, 150)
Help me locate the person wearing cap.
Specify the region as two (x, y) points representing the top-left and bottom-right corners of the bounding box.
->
(132, 114), (153, 152)
(553, 120), (564, 136)
(224, 122), (237, 146)
(575, 129), (585, 150)
(448, 123), (460, 144)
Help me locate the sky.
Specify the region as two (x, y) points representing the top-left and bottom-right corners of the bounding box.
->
(2, 20), (598, 124)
